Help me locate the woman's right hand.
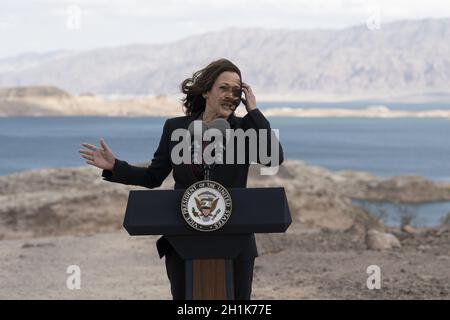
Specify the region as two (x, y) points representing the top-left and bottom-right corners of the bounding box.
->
(79, 138), (116, 171)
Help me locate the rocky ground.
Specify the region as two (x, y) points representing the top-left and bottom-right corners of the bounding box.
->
(0, 225), (447, 299)
(0, 160), (449, 299)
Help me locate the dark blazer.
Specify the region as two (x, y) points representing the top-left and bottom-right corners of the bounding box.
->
(101, 108), (284, 260)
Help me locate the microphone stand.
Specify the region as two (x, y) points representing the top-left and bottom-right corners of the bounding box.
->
(203, 163), (217, 182)
(203, 164), (211, 182)
(198, 117), (229, 182)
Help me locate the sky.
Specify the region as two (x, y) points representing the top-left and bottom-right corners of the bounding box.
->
(1, 0), (450, 58)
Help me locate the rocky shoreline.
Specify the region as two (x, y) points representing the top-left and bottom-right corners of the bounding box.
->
(0, 161), (448, 299)
(1, 160), (449, 240)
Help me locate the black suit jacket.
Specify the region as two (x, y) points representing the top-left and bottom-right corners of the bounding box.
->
(101, 108), (284, 260)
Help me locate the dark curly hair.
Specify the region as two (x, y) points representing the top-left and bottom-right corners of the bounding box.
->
(180, 58), (242, 115)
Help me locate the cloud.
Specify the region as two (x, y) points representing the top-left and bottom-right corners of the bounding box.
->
(1, 0), (450, 58)
(3, 0), (450, 22)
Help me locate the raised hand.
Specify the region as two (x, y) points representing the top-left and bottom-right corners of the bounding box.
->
(241, 82), (257, 112)
(79, 138), (116, 171)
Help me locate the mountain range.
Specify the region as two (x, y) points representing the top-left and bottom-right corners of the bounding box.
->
(1, 18), (449, 101)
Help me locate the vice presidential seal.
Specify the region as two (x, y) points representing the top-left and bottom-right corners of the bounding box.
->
(181, 180), (232, 232)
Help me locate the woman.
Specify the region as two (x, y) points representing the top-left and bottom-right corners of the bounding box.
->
(79, 58), (284, 299)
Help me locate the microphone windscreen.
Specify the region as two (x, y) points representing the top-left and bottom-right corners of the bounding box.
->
(206, 118), (230, 135)
(187, 120), (207, 136)
(205, 118), (231, 147)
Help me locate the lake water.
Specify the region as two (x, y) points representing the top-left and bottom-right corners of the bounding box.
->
(353, 200), (450, 227)
(0, 110), (449, 226)
(1, 116), (449, 180)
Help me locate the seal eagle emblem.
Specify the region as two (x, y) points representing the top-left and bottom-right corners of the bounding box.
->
(181, 180), (232, 232)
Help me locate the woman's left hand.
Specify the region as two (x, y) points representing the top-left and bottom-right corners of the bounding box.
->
(241, 82), (257, 112)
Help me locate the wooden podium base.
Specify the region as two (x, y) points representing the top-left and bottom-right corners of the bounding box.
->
(185, 259), (234, 300)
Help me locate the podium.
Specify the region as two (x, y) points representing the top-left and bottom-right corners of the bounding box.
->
(123, 187), (291, 300)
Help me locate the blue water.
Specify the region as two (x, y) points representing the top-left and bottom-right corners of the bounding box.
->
(0, 115), (449, 226)
(269, 117), (450, 182)
(0, 116), (449, 180)
(353, 200), (450, 227)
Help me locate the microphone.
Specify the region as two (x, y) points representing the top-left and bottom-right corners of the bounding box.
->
(203, 118), (231, 180)
(187, 120), (207, 165)
(187, 119), (208, 136)
(205, 118), (230, 162)
(206, 118), (231, 137)
(186, 118), (231, 181)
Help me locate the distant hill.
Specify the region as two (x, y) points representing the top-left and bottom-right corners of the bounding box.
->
(2, 85), (450, 117)
(1, 18), (450, 101)
(0, 85), (182, 116)
(0, 86), (71, 99)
